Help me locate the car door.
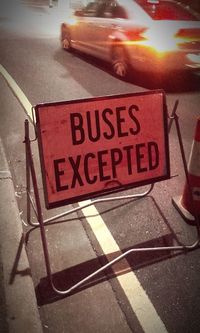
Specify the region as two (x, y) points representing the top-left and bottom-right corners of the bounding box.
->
(89, 1), (128, 60)
(74, 1), (101, 53)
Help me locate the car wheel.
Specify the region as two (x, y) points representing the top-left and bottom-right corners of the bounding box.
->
(111, 45), (129, 79)
(61, 26), (72, 51)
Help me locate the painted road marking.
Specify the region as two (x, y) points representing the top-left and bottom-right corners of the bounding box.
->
(1, 64), (169, 333)
(0, 64), (33, 120)
(79, 200), (168, 333)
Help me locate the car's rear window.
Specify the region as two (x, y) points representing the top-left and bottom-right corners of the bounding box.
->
(135, 0), (199, 20)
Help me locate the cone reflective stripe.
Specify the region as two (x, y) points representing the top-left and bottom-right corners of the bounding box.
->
(172, 118), (200, 222)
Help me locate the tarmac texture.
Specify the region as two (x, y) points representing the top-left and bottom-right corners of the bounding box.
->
(1, 1), (200, 333)
(0, 138), (43, 333)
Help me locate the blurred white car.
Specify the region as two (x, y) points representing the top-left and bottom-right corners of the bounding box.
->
(61, 0), (200, 78)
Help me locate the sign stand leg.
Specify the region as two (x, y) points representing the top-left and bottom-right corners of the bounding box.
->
(24, 99), (200, 296)
(24, 120), (52, 283)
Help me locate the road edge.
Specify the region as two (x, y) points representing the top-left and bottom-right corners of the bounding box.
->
(0, 137), (43, 333)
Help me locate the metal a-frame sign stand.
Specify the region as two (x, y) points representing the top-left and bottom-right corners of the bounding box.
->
(24, 96), (200, 297)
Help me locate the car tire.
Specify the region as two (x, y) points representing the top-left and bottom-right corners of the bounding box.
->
(61, 26), (72, 51)
(111, 45), (130, 79)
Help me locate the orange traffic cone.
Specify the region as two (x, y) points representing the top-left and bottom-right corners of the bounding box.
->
(172, 118), (200, 223)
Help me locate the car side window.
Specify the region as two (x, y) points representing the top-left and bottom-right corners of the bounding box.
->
(83, 1), (100, 17)
(112, 5), (127, 19)
(100, 1), (128, 19)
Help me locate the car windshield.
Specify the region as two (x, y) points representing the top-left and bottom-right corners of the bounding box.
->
(135, 0), (199, 21)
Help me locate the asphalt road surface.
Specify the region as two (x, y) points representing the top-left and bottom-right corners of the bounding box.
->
(0, 3), (200, 333)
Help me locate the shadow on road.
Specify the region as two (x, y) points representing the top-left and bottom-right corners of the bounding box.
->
(24, 191), (199, 306)
(36, 233), (176, 305)
(35, 230), (199, 306)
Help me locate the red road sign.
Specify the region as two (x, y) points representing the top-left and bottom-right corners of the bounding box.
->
(35, 90), (170, 209)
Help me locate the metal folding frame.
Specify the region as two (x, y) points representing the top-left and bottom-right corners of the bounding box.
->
(24, 101), (200, 296)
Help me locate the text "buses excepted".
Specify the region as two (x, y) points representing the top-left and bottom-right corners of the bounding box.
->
(35, 91), (170, 209)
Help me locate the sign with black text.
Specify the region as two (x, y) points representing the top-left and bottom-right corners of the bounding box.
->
(35, 90), (170, 209)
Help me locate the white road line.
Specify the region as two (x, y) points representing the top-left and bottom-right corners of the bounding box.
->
(1, 64), (169, 333)
(0, 64), (33, 121)
(79, 200), (169, 333)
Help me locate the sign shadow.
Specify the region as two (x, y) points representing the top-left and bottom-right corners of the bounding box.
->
(36, 232), (188, 306)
